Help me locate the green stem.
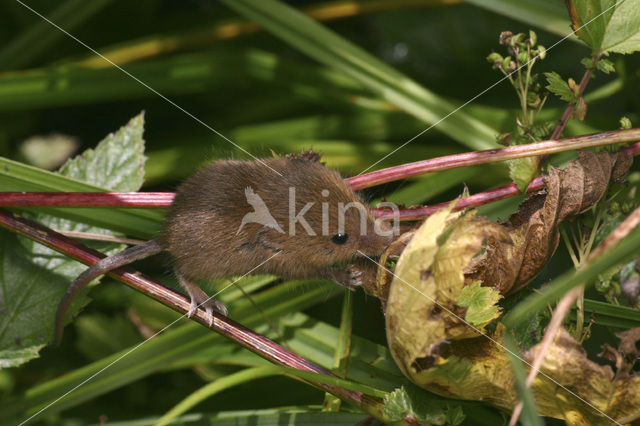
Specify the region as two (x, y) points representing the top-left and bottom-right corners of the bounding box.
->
(323, 292), (354, 411)
(505, 223), (640, 327)
(154, 366), (281, 426)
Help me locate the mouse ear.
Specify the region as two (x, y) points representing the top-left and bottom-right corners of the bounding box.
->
(286, 148), (324, 164)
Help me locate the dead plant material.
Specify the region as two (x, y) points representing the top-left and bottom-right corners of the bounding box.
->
(467, 151), (632, 294)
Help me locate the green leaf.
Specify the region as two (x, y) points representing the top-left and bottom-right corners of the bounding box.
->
(509, 156), (540, 193)
(458, 282), (502, 326)
(619, 116), (632, 129)
(567, 0), (640, 54)
(504, 334), (544, 426)
(58, 113), (146, 191)
(510, 310), (544, 350)
(383, 387), (412, 422)
(0, 156), (163, 238)
(466, 0), (572, 39)
(101, 408), (373, 426)
(581, 57), (595, 69)
(0, 0), (112, 71)
(0, 114), (146, 366)
(0, 281), (343, 423)
(544, 72), (577, 103)
(383, 386), (466, 425)
(581, 299), (640, 328)
(597, 58), (616, 73)
(0, 346), (43, 368)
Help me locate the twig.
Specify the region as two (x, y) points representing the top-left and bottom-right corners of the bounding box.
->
(1, 138), (638, 221)
(0, 208), (379, 414)
(0, 191), (173, 207)
(56, 230), (145, 245)
(537, 58), (599, 169)
(346, 128), (640, 190)
(508, 205), (640, 425)
(550, 60), (598, 141)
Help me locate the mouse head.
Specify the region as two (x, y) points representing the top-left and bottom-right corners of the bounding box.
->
(263, 150), (395, 268)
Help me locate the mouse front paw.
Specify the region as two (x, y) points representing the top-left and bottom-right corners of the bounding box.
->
(321, 266), (363, 290)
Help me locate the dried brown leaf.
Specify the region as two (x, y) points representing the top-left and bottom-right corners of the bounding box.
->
(524, 327), (640, 425)
(468, 151), (632, 294)
(381, 151), (638, 424)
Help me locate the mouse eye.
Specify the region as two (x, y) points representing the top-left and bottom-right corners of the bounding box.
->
(331, 233), (349, 245)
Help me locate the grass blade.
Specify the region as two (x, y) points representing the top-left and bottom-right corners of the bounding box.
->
(220, 0), (499, 151)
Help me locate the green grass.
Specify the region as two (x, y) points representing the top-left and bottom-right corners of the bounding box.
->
(0, 1), (638, 425)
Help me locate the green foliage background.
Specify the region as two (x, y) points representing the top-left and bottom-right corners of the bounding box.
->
(0, 0), (639, 425)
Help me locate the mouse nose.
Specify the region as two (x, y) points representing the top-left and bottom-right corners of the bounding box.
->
(359, 232), (394, 256)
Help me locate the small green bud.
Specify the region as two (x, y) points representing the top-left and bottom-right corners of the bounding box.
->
(528, 30), (537, 46)
(518, 51), (528, 64)
(527, 92), (541, 108)
(620, 116), (632, 129)
(572, 97), (587, 121)
(595, 278), (611, 293)
(568, 77), (579, 93)
(510, 33), (525, 46)
(581, 57), (594, 69)
(609, 201), (621, 214)
(537, 45), (546, 59)
(487, 52), (503, 65)
(502, 56), (512, 71)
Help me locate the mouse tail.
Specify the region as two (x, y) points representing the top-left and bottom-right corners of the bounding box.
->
(54, 238), (165, 345)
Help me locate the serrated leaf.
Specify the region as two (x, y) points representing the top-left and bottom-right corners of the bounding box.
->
(0, 345), (43, 368)
(597, 58), (616, 73)
(619, 116), (632, 129)
(567, 0), (640, 54)
(0, 113), (146, 366)
(447, 406), (465, 425)
(383, 386), (464, 425)
(457, 282), (502, 326)
(58, 113), (146, 191)
(509, 156), (540, 193)
(383, 387), (412, 421)
(544, 72), (577, 103)
(581, 57), (595, 69)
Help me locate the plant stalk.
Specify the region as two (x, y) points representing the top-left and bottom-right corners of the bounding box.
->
(0, 208), (380, 414)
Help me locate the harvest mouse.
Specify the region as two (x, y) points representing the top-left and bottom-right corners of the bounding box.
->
(55, 150), (394, 342)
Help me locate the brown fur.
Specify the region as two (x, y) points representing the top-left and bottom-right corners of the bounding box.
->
(55, 151), (392, 342)
(162, 152), (391, 282)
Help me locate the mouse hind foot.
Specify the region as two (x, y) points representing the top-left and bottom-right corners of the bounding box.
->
(177, 273), (227, 326)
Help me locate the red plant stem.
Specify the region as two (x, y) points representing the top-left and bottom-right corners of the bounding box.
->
(550, 62), (597, 141)
(346, 128), (640, 190)
(1, 140), (638, 221)
(371, 177), (545, 220)
(372, 141), (640, 220)
(0, 208), (370, 409)
(0, 191), (174, 208)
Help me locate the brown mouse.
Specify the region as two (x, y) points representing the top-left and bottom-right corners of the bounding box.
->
(55, 150), (394, 342)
